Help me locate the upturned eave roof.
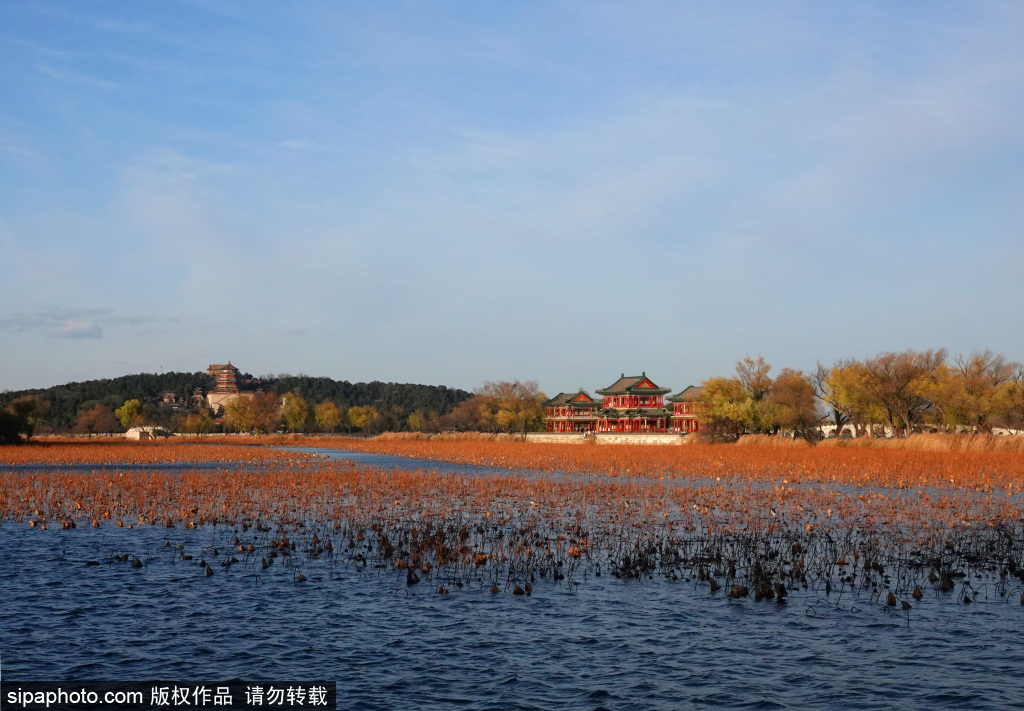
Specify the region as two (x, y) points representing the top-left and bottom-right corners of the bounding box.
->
(544, 389), (600, 407)
(595, 372), (671, 396)
(667, 385), (704, 403)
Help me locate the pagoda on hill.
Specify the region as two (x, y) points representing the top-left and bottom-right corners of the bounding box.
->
(205, 361), (250, 412)
(594, 373), (671, 433)
(207, 362), (241, 393)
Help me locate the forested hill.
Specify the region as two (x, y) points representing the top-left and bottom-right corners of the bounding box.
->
(1, 372), (472, 431)
(269, 376), (470, 416)
(1, 372), (212, 431)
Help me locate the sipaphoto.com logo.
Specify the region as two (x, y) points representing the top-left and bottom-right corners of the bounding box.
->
(6, 687), (144, 709)
(0, 681), (337, 711)
(1, 683), (149, 711)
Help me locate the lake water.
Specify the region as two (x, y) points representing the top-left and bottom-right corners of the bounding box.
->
(2, 450), (1022, 710)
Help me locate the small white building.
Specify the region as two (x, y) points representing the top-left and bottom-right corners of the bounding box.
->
(125, 426), (171, 440)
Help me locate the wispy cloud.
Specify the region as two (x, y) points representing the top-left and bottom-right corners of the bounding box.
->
(52, 320), (103, 339)
(1, 35), (75, 59)
(0, 309), (175, 337)
(0, 120), (46, 169)
(37, 64), (117, 91)
(0, 308), (105, 333)
(107, 315), (181, 326)
(36, 6), (151, 35)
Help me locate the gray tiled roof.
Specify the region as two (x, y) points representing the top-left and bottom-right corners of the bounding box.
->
(667, 385), (704, 402)
(596, 372), (671, 395)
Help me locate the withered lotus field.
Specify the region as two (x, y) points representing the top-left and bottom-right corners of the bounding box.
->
(2, 440), (1022, 608)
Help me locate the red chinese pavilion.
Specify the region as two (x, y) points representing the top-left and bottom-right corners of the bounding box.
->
(545, 373), (686, 434)
(594, 373), (671, 433)
(543, 390), (601, 433)
(667, 385), (703, 434)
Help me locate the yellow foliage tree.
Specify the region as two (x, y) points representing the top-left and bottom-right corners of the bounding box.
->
(768, 368), (819, 439)
(479, 381), (545, 435)
(347, 405), (380, 433)
(912, 351), (1022, 433)
(314, 401), (343, 433)
(281, 392), (309, 433)
(179, 409), (213, 435)
(225, 393), (280, 434)
(824, 362), (886, 437)
(115, 399), (146, 430)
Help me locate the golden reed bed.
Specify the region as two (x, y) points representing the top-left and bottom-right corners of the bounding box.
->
(295, 436), (1024, 492)
(0, 440), (319, 466)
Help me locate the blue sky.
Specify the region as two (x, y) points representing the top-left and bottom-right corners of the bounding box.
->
(1, 1), (1023, 395)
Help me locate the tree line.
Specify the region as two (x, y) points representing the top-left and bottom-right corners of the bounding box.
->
(699, 350), (1024, 440)
(214, 380), (546, 436)
(0, 372), (211, 432)
(13, 349), (1013, 443)
(0, 371), (473, 439)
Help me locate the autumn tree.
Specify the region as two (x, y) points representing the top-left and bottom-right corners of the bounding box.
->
(408, 409), (441, 433)
(912, 351), (1022, 433)
(442, 394), (492, 431)
(1005, 365), (1024, 431)
(736, 357), (773, 401)
(223, 397), (247, 433)
(407, 410), (424, 432)
(860, 349), (945, 437)
(115, 399), (146, 430)
(698, 359), (818, 439)
(822, 361), (885, 437)
(314, 401), (343, 433)
(769, 369), (820, 440)
(179, 409), (214, 435)
(697, 376), (751, 439)
(699, 358), (780, 436)
(695, 348), (1024, 441)
(479, 381), (546, 435)
(225, 393), (281, 434)
(74, 404), (120, 436)
(813, 362), (850, 435)
(736, 357), (779, 432)
(347, 405), (380, 433)
(281, 392), (309, 433)
(475, 392), (503, 433)
(423, 410), (443, 433)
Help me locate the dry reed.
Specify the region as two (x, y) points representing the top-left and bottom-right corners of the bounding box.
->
(0, 440), (318, 466)
(305, 437), (1024, 494)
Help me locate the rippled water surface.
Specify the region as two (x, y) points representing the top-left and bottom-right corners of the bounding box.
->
(2, 452), (1023, 710)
